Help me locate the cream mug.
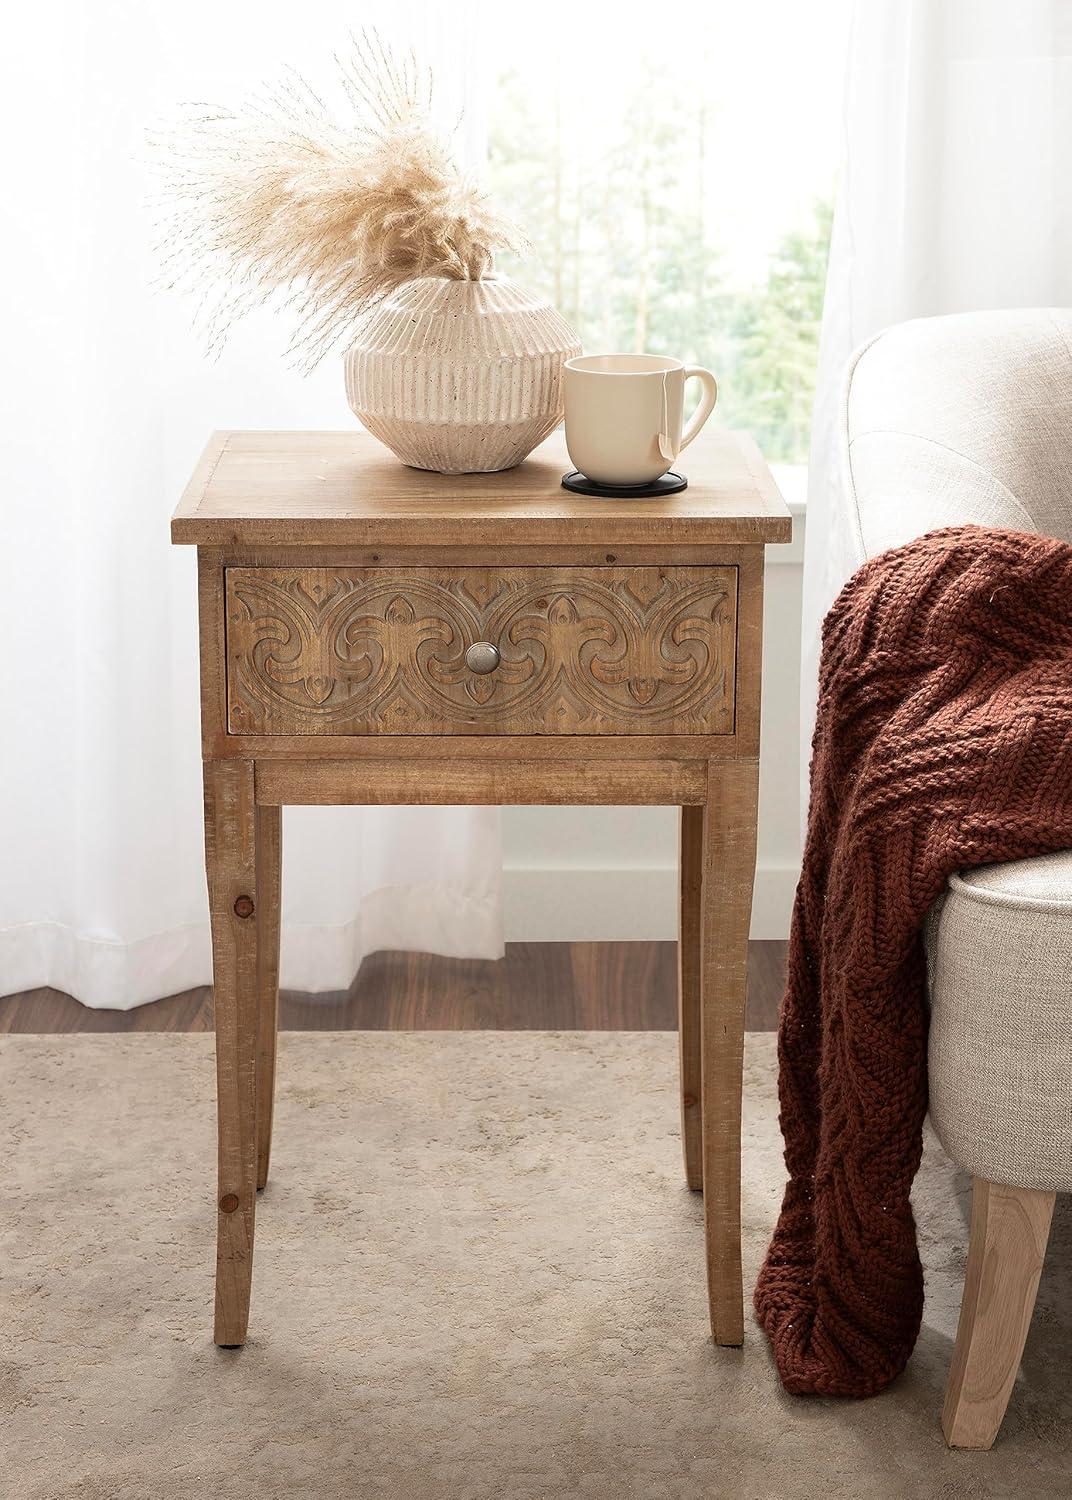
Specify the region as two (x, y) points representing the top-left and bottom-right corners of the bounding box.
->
(563, 353), (719, 486)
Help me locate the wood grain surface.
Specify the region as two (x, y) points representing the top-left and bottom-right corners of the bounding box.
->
(254, 759), (708, 806)
(942, 1177), (1056, 1450)
(202, 760), (263, 1345)
(700, 757), (761, 1346)
(225, 564), (737, 737)
(0, 941), (787, 1033)
(172, 429), (792, 548)
(677, 806), (705, 1190)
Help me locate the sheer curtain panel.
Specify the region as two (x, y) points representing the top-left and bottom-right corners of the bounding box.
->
(801, 0), (1072, 817)
(0, 1), (503, 1009)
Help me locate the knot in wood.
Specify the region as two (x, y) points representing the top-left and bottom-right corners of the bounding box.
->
(233, 895), (255, 919)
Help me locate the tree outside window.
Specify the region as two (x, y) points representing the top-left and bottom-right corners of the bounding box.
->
(483, 4), (849, 467)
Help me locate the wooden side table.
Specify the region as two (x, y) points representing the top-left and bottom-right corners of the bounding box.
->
(172, 428), (791, 1348)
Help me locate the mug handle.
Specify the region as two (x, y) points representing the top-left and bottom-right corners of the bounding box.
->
(678, 367), (719, 452)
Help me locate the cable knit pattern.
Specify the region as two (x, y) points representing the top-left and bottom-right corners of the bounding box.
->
(754, 526), (1072, 1397)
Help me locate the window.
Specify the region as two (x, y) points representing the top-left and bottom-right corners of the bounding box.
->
(483, 1), (852, 475)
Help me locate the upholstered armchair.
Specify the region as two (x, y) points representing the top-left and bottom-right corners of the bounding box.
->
(837, 308), (1072, 1448)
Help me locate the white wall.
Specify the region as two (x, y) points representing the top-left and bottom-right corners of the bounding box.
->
(502, 484), (805, 942)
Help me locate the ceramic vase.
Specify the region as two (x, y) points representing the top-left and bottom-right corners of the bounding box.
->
(345, 275), (581, 474)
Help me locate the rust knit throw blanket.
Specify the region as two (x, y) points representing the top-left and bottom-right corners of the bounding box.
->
(754, 526), (1072, 1398)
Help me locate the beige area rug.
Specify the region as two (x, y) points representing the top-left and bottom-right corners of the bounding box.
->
(2, 1032), (1070, 1500)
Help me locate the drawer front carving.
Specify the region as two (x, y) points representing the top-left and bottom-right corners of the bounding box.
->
(225, 566), (737, 736)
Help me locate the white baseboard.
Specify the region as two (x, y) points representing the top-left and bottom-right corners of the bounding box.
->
(502, 862), (797, 942)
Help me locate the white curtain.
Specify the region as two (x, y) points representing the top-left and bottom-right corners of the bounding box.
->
(801, 0), (1072, 809)
(0, 0), (503, 1010)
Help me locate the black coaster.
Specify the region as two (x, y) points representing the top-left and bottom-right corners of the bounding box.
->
(561, 469), (688, 498)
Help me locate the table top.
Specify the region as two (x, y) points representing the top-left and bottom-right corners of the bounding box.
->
(171, 428), (792, 549)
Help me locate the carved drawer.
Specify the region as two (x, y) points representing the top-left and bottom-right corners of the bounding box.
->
(224, 566), (737, 736)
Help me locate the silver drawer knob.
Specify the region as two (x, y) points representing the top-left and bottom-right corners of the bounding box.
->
(465, 641), (501, 675)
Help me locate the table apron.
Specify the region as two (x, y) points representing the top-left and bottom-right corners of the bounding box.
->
(253, 757), (710, 806)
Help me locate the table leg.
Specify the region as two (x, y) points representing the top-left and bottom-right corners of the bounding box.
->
(701, 757), (760, 1346)
(255, 807), (282, 1192)
(678, 805), (705, 1191)
(203, 759), (262, 1347)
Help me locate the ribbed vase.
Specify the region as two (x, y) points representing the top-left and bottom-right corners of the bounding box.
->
(345, 275), (582, 474)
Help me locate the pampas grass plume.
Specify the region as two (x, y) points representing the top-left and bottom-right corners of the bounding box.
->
(154, 32), (528, 370)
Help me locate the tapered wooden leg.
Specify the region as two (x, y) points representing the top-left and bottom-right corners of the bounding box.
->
(204, 759), (262, 1347)
(942, 1178), (1055, 1449)
(678, 805), (705, 1191)
(255, 806), (282, 1192)
(701, 757), (760, 1347)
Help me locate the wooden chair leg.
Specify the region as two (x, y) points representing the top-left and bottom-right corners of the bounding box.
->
(700, 758), (760, 1347)
(255, 806), (282, 1192)
(204, 759), (262, 1348)
(942, 1177), (1055, 1449)
(678, 805), (705, 1192)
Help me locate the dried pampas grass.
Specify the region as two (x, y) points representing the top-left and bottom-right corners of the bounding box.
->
(154, 33), (528, 370)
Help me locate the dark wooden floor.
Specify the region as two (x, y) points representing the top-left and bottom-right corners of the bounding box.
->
(0, 941), (786, 1034)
